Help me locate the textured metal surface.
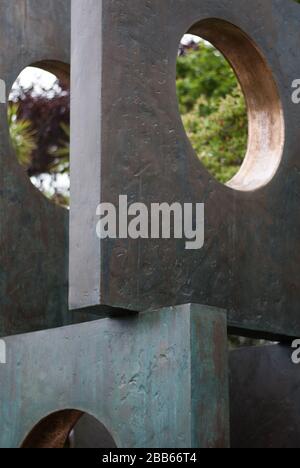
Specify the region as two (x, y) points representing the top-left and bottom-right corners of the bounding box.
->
(0, 0), (70, 337)
(0, 304), (229, 448)
(70, 0), (300, 339)
(230, 344), (300, 448)
(0, 0), (99, 338)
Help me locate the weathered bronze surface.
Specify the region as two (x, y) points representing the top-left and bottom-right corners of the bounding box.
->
(1, 0), (300, 450)
(0, 0), (70, 337)
(0, 0), (101, 338)
(70, 0), (300, 340)
(230, 344), (300, 449)
(0, 305), (229, 448)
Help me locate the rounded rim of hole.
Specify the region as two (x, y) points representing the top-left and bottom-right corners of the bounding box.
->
(179, 19), (285, 192)
(20, 409), (118, 449)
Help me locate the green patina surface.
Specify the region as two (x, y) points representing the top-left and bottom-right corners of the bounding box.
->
(0, 305), (229, 448)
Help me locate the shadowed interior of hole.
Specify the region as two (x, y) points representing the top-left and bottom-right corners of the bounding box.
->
(21, 410), (117, 449)
(8, 61), (70, 208)
(180, 19), (284, 192)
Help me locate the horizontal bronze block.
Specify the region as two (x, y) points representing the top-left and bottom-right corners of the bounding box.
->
(0, 305), (229, 448)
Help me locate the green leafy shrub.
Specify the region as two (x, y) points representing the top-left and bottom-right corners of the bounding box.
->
(177, 42), (248, 184)
(8, 103), (37, 167)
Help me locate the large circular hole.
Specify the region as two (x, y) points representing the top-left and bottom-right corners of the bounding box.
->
(177, 20), (284, 192)
(8, 63), (70, 207)
(21, 410), (117, 449)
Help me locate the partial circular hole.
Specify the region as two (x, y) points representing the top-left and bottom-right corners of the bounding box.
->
(177, 20), (284, 192)
(8, 63), (70, 208)
(21, 410), (117, 449)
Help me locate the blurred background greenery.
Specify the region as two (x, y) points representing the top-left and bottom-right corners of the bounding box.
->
(177, 39), (247, 184)
(8, 72), (70, 207)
